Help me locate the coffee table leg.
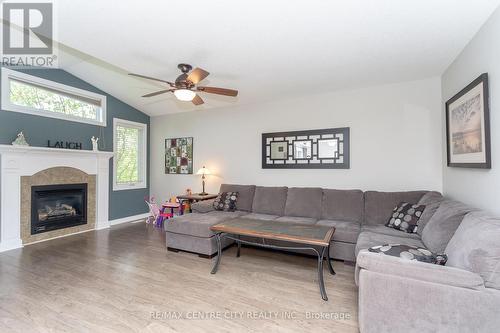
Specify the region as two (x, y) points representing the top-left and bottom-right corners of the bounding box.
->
(327, 244), (336, 275)
(318, 247), (328, 301)
(211, 233), (222, 274)
(236, 236), (241, 257)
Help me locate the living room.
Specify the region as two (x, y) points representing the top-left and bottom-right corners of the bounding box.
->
(0, 1), (499, 332)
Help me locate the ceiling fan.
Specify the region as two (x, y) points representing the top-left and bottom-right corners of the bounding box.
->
(129, 64), (238, 105)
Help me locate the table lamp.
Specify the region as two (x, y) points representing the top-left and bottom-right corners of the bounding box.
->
(196, 166), (211, 195)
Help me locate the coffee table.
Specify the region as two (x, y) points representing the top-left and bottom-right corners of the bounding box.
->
(209, 218), (336, 301)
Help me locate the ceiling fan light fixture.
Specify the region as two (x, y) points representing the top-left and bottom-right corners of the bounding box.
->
(174, 89), (196, 101)
(130, 65), (238, 105)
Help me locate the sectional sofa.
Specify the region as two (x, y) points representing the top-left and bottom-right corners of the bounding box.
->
(165, 184), (500, 332)
(356, 210), (500, 332)
(165, 184), (435, 261)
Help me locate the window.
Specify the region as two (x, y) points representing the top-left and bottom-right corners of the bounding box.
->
(1, 67), (106, 126)
(113, 118), (147, 191)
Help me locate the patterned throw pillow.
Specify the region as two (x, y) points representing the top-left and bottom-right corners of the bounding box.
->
(213, 192), (239, 212)
(386, 202), (426, 233)
(369, 244), (447, 265)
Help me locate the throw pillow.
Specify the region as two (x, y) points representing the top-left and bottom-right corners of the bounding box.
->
(386, 202), (426, 233)
(421, 200), (473, 254)
(369, 244), (447, 265)
(191, 199), (216, 213)
(213, 192), (239, 212)
(416, 191), (444, 237)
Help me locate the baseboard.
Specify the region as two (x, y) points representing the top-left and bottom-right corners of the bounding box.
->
(0, 238), (23, 253)
(109, 213), (149, 226)
(23, 228), (94, 247)
(6, 215), (149, 251)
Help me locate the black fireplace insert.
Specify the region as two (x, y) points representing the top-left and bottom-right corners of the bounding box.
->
(31, 183), (88, 235)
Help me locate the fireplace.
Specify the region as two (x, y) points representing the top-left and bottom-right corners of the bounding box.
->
(31, 183), (88, 235)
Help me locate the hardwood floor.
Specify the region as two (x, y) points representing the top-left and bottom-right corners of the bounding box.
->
(0, 222), (358, 332)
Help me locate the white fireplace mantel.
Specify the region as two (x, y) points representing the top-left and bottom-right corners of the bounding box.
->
(0, 144), (113, 252)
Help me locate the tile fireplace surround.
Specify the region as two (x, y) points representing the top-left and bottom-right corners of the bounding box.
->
(0, 144), (113, 252)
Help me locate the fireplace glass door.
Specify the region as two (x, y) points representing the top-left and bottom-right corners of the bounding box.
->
(31, 183), (88, 234)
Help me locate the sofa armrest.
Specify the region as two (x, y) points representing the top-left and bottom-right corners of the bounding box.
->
(355, 250), (484, 290)
(190, 199), (216, 213)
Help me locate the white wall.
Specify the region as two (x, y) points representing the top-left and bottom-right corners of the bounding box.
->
(151, 77), (442, 201)
(442, 7), (500, 216)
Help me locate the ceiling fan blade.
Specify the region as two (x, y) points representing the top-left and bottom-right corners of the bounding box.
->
(142, 89), (173, 97)
(187, 67), (210, 84)
(197, 86), (238, 97)
(129, 73), (175, 86)
(192, 94), (204, 105)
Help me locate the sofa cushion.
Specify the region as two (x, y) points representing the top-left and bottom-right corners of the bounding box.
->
(213, 192), (238, 212)
(363, 191), (427, 226)
(316, 220), (360, 243)
(416, 191), (444, 237)
(361, 225), (421, 240)
(252, 186), (288, 215)
(369, 244), (448, 264)
(385, 202), (426, 233)
(275, 216), (317, 225)
(284, 187), (323, 219)
(321, 189), (364, 222)
(219, 184), (256, 211)
(191, 199), (216, 213)
(355, 231), (425, 257)
(165, 211), (246, 238)
(421, 200), (472, 254)
(240, 213), (280, 221)
(445, 211), (500, 289)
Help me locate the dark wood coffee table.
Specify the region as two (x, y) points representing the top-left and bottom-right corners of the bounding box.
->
(210, 218), (336, 301)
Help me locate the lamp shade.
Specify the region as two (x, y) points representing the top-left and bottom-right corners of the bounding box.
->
(196, 166), (211, 175)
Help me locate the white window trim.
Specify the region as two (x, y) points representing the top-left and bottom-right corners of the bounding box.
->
(113, 118), (148, 191)
(1, 67), (107, 127)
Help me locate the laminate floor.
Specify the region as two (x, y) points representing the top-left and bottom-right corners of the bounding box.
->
(0, 221), (358, 333)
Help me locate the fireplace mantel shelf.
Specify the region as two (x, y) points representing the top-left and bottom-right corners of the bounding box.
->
(0, 144), (114, 158)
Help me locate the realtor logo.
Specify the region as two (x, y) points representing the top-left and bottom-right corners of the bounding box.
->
(1, 1), (57, 67)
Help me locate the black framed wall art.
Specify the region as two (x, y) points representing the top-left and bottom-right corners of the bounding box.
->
(262, 127), (350, 169)
(445, 73), (491, 168)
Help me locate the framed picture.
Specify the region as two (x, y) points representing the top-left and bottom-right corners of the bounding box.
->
(165, 137), (193, 174)
(446, 73), (490, 168)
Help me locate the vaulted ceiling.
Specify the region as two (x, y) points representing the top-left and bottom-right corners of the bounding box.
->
(55, 0), (500, 116)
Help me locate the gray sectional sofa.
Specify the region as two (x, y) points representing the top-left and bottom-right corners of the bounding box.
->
(165, 184), (434, 261)
(166, 184), (500, 332)
(356, 209), (500, 333)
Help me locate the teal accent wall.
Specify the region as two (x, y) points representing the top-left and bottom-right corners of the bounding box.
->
(0, 66), (150, 220)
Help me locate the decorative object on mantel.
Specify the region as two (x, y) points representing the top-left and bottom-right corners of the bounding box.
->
(196, 166), (211, 195)
(12, 132), (29, 146)
(262, 127), (350, 169)
(91, 136), (99, 151)
(186, 188), (193, 196)
(47, 141), (82, 150)
(165, 137), (193, 174)
(446, 73), (491, 168)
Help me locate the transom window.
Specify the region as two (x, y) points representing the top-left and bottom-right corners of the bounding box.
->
(1, 67), (106, 126)
(113, 118), (147, 191)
